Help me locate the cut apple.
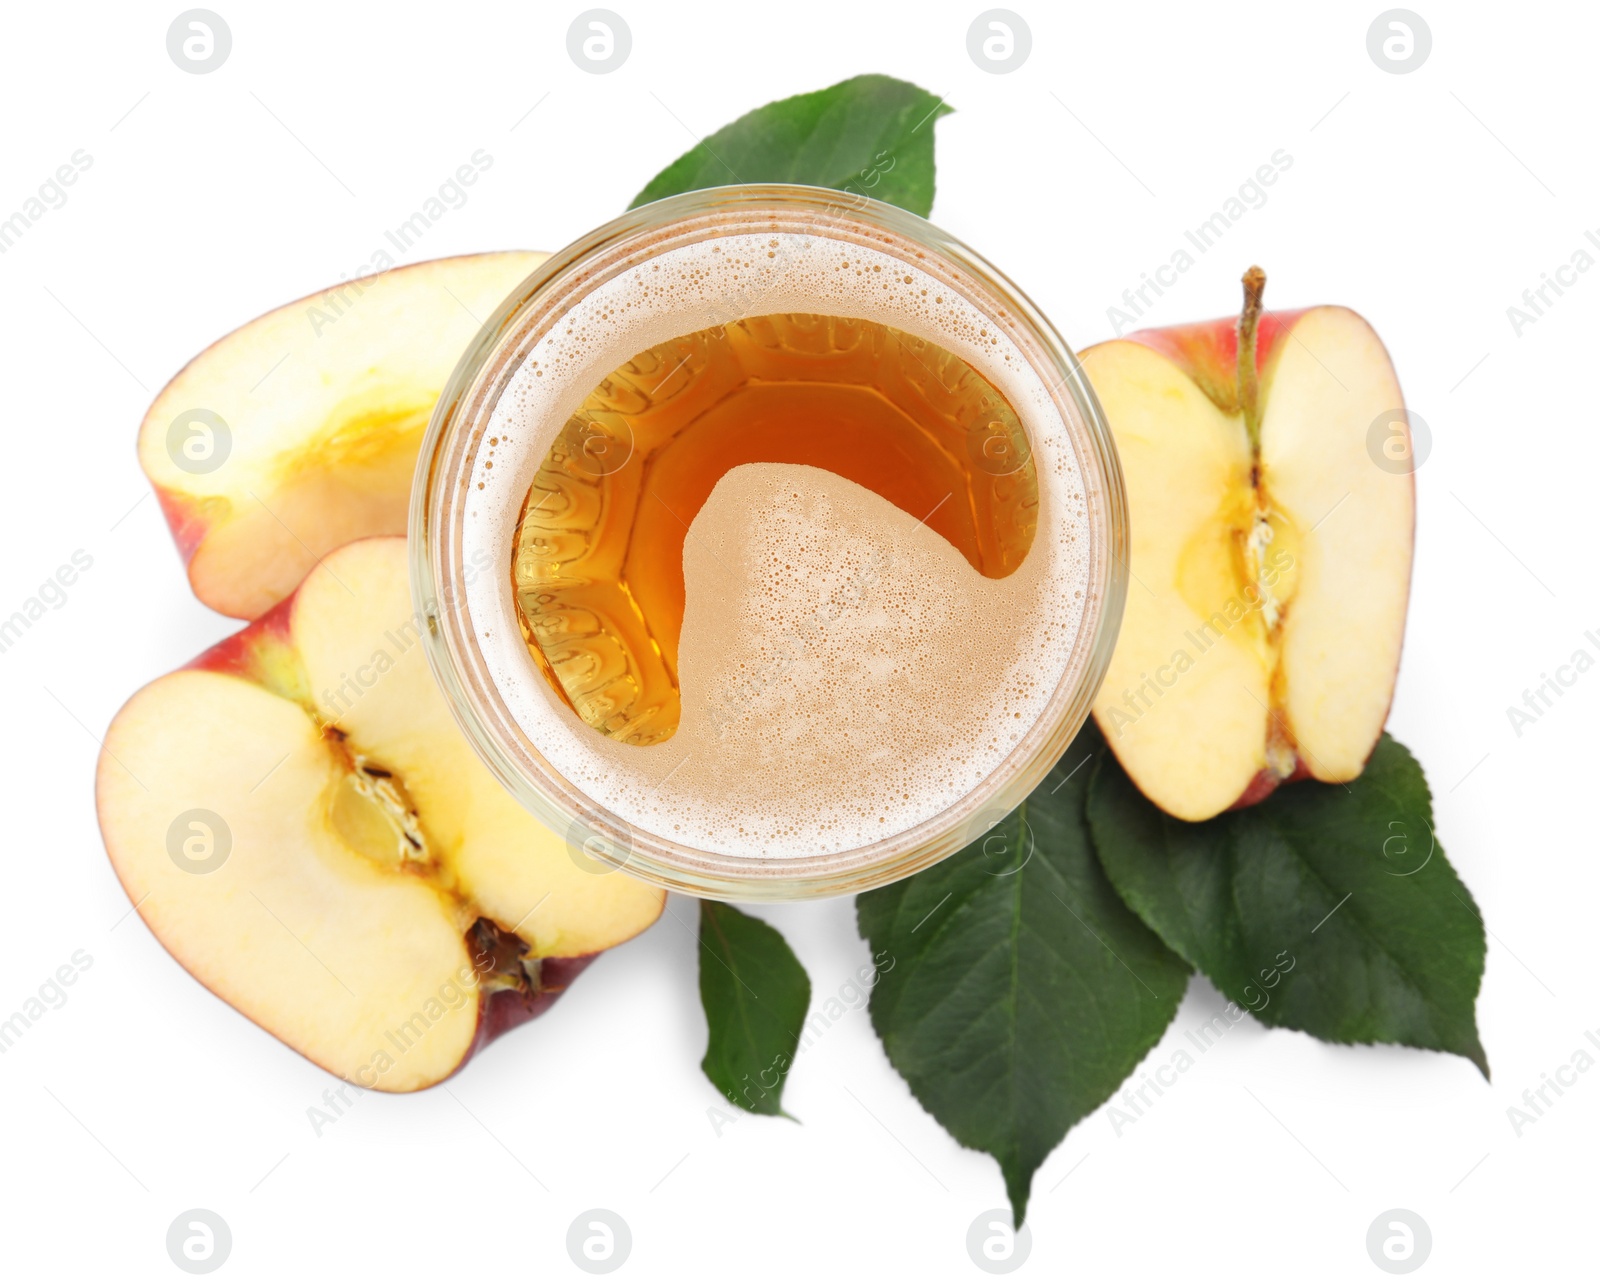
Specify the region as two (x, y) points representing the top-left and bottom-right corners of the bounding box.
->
(96, 537), (663, 1091)
(139, 251), (547, 620)
(1083, 269), (1414, 822)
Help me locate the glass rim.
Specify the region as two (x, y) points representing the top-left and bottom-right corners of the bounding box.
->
(410, 182), (1127, 901)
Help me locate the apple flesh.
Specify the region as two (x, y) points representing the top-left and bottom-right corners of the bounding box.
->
(96, 537), (663, 1090)
(1083, 269), (1414, 822)
(138, 252), (547, 620)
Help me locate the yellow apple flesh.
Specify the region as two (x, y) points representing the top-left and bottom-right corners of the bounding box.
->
(96, 537), (663, 1090)
(1083, 272), (1414, 821)
(138, 252), (547, 619)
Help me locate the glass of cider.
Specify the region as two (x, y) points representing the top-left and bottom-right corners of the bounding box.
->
(412, 185), (1127, 900)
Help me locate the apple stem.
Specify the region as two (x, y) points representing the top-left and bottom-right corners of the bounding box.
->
(1237, 266), (1266, 457)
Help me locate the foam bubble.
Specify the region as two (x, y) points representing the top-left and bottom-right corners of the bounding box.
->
(462, 229), (1093, 858)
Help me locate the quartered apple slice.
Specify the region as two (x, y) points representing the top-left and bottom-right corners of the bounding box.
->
(96, 537), (663, 1090)
(138, 252), (546, 619)
(1083, 269), (1414, 822)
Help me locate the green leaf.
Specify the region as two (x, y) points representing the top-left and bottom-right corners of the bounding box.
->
(1087, 733), (1489, 1077)
(856, 725), (1191, 1227)
(630, 74), (952, 216)
(698, 902), (812, 1117)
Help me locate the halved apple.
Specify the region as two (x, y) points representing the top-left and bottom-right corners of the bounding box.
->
(1083, 269), (1414, 821)
(139, 252), (546, 619)
(96, 537), (663, 1091)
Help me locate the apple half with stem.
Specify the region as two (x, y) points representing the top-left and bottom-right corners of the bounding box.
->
(1082, 268), (1414, 822)
(139, 251), (546, 620)
(96, 537), (663, 1091)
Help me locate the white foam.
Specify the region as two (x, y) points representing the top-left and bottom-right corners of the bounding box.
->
(461, 230), (1093, 857)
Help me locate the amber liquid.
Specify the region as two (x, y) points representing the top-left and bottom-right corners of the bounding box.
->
(511, 313), (1039, 745)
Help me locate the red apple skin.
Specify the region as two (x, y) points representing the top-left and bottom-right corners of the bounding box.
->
(155, 487), (212, 564)
(181, 594), (316, 717)
(1108, 302), (1413, 814)
(1230, 762), (1314, 811)
(188, 596), (294, 676)
(466, 956), (597, 1070)
(1119, 307), (1310, 416)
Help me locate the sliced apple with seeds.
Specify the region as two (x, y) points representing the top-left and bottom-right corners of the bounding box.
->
(139, 251), (546, 620)
(1083, 268), (1414, 822)
(96, 536), (662, 1091)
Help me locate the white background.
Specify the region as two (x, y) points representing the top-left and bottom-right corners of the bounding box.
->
(1, 0), (1594, 1279)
